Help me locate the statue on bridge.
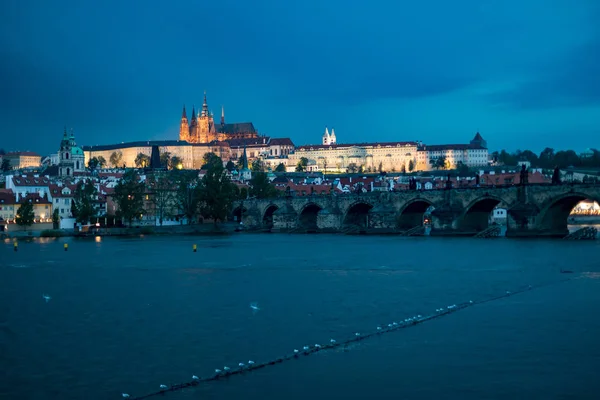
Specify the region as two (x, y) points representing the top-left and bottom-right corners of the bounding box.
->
(519, 164), (529, 185)
(409, 177), (417, 190)
(551, 166), (562, 185)
(475, 173), (481, 187)
(445, 174), (453, 190)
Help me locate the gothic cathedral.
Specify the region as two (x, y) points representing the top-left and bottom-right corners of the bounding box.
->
(179, 92), (259, 144)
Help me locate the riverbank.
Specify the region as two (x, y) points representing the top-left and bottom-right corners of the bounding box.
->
(0, 223), (240, 239)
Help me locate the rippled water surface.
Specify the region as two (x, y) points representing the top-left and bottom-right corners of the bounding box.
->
(2, 234), (600, 400)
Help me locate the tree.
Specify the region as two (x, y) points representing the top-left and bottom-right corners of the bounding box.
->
(347, 163), (358, 173)
(249, 172), (278, 199)
(202, 152), (223, 170)
(109, 151), (123, 168)
(239, 187), (249, 200)
(538, 147), (555, 169)
(251, 158), (264, 172)
(113, 169), (146, 226)
(456, 161), (470, 176)
(72, 180), (98, 224)
(173, 170), (201, 224)
(275, 163), (286, 172)
(52, 208), (60, 229)
(1, 158), (11, 172)
(226, 160), (236, 172)
(170, 156), (183, 170)
(16, 201), (35, 230)
(295, 157), (308, 172)
(97, 156), (107, 168)
(198, 162), (237, 226)
(236, 154), (247, 170)
(401, 164), (406, 174)
(408, 159), (415, 172)
(160, 151), (172, 169)
(147, 173), (175, 226)
(434, 156), (448, 170)
(88, 157), (100, 170)
(378, 162), (383, 173)
(134, 153), (150, 168)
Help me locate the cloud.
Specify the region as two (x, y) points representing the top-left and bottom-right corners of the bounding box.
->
(487, 40), (600, 110)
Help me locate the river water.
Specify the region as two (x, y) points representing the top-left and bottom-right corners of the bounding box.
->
(1, 234), (600, 400)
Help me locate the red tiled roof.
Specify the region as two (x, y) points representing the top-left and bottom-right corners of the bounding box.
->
(0, 189), (16, 204)
(11, 176), (51, 186)
(20, 192), (51, 204)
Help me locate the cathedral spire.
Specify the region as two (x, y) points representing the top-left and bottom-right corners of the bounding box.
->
(221, 105), (225, 125)
(201, 90), (209, 117)
(63, 126), (68, 139)
(181, 105), (187, 119)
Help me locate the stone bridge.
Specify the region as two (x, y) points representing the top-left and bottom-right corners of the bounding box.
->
(231, 183), (600, 238)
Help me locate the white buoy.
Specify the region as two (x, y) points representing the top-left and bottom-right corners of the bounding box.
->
(248, 360), (255, 365)
(239, 362), (245, 367)
(215, 369), (222, 374)
(377, 326), (382, 330)
(224, 366), (231, 371)
(303, 346), (309, 351)
(192, 375), (199, 380)
(330, 339), (336, 344)
(122, 394), (130, 398)
(355, 332), (360, 336)
(160, 385), (167, 389)
(293, 349), (299, 353)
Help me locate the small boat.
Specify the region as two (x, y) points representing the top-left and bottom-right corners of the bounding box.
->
(560, 268), (574, 274)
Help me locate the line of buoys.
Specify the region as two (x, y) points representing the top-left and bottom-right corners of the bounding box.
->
(14, 241), (18, 251)
(124, 277), (575, 400)
(193, 244), (197, 253)
(64, 243), (68, 251)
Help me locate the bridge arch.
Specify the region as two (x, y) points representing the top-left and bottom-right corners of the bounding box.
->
(396, 198), (433, 230)
(459, 195), (507, 231)
(537, 191), (599, 233)
(342, 201), (374, 231)
(298, 202), (323, 233)
(232, 205), (247, 222)
(262, 204), (279, 229)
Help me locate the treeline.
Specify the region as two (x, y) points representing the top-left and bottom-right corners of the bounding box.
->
(71, 153), (278, 227)
(492, 148), (600, 169)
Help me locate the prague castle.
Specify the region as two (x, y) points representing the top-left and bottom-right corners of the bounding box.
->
(179, 92), (258, 143)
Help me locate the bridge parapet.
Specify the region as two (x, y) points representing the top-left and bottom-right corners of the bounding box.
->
(231, 183), (600, 237)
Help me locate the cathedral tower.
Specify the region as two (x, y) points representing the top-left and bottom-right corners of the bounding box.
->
(179, 105), (189, 141)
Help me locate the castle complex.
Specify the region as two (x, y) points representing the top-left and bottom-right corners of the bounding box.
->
(179, 92), (258, 144)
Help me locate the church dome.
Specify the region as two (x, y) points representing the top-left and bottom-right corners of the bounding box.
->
(71, 146), (84, 156)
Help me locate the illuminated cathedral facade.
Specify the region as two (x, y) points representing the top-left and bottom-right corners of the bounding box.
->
(179, 92), (258, 144)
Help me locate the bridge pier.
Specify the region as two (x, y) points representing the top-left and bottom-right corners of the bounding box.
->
(367, 204), (398, 234)
(241, 203), (262, 230)
(429, 203), (472, 236)
(317, 206), (343, 233)
(271, 204), (298, 233)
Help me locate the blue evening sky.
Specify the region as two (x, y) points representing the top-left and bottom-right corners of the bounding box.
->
(1, 0), (599, 155)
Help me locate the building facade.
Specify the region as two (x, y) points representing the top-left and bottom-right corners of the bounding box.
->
(83, 140), (231, 170)
(179, 92), (259, 144)
(416, 133), (489, 171)
(288, 129), (418, 173)
(3, 152), (41, 169)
